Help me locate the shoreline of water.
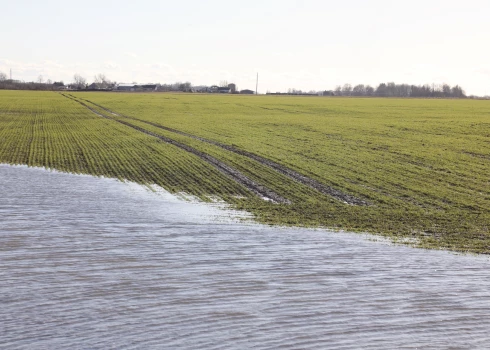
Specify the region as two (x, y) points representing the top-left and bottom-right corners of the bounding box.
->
(4, 163), (487, 259)
(3, 162), (490, 259)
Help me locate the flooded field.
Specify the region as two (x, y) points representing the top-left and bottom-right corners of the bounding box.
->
(1, 164), (490, 349)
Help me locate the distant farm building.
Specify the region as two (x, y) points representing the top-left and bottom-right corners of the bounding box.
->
(240, 89), (255, 94)
(116, 84), (158, 92)
(87, 82), (115, 91)
(140, 84), (158, 91)
(117, 83), (136, 91)
(218, 87), (231, 93)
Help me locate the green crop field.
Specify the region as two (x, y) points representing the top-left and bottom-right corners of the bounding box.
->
(1, 90), (490, 253)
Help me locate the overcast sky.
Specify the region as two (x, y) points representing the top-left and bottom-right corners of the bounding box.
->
(1, 0), (489, 95)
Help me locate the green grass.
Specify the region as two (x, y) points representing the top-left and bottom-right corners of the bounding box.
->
(2, 90), (490, 253)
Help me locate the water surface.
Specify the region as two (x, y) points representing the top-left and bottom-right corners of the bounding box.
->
(1, 164), (490, 349)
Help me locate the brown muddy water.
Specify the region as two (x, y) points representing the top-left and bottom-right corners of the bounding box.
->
(1, 164), (490, 349)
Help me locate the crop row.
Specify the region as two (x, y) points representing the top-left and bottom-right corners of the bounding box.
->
(82, 93), (490, 209)
(0, 91), (252, 200)
(75, 94), (368, 206)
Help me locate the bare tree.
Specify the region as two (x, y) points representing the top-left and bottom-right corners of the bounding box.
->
(94, 73), (111, 89)
(219, 80), (228, 87)
(352, 84), (366, 96)
(442, 83), (451, 97)
(334, 85), (342, 96)
(46, 79), (53, 85)
(451, 85), (465, 98)
(386, 82), (396, 96)
(0, 71), (7, 81)
(375, 83), (387, 96)
(73, 74), (87, 90)
(37, 75), (44, 84)
(342, 83), (352, 96)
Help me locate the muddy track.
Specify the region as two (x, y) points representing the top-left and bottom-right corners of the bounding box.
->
(76, 96), (368, 206)
(61, 94), (289, 204)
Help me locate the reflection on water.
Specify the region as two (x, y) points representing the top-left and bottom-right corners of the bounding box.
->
(1, 164), (490, 349)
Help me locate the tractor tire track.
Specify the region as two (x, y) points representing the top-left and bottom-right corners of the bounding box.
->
(61, 94), (289, 204)
(78, 96), (368, 206)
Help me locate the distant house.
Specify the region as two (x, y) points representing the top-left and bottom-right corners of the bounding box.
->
(240, 89), (255, 94)
(140, 84), (157, 91)
(218, 87), (231, 93)
(207, 85), (235, 93)
(115, 83), (158, 92)
(117, 83), (135, 91)
(87, 82), (115, 90)
(53, 82), (66, 90)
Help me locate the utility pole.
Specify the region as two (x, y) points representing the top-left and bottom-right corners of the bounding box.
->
(255, 72), (258, 95)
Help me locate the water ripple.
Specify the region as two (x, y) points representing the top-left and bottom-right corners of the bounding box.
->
(1, 164), (490, 349)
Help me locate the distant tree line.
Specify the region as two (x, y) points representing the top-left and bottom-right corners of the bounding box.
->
(334, 82), (466, 98)
(0, 70), (482, 98)
(288, 88), (319, 95)
(0, 73), (65, 91)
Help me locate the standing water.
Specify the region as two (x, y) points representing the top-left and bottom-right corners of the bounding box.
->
(1, 164), (490, 349)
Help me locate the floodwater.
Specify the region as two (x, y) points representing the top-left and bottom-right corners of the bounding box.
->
(1, 164), (490, 349)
